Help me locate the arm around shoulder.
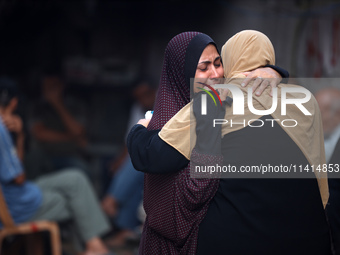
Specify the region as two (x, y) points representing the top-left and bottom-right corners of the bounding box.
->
(127, 124), (189, 174)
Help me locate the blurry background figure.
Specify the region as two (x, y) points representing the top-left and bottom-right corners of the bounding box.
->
(31, 72), (89, 175)
(101, 77), (156, 248)
(0, 77), (25, 160)
(0, 77), (113, 255)
(315, 88), (340, 255)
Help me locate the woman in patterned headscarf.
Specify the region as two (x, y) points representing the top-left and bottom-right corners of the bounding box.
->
(127, 31), (286, 254)
(128, 32), (222, 254)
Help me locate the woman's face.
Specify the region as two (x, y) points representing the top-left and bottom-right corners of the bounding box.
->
(194, 44), (224, 93)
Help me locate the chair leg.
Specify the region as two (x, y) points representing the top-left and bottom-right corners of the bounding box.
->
(0, 234), (10, 255)
(0, 235), (4, 255)
(48, 223), (61, 255)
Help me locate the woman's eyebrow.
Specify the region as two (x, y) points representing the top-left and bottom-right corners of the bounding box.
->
(214, 56), (221, 61)
(198, 60), (211, 64)
(198, 56), (221, 64)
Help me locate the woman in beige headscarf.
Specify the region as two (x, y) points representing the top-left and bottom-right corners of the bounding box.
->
(159, 30), (331, 254)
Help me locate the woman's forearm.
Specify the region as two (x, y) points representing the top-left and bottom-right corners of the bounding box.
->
(127, 124), (189, 174)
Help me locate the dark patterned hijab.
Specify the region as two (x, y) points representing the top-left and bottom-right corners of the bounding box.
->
(141, 32), (220, 255)
(147, 31), (216, 130)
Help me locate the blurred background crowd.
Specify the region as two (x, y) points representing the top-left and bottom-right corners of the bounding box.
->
(0, 0), (340, 255)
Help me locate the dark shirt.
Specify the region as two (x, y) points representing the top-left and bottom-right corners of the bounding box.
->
(33, 98), (85, 156)
(196, 115), (330, 255)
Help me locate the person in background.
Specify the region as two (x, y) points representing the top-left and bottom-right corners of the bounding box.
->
(0, 79), (113, 255)
(315, 88), (340, 255)
(31, 72), (89, 173)
(0, 77), (25, 161)
(101, 78), (156, 247)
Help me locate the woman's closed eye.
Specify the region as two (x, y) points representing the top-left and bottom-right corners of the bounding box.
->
(197, 64), (208, 72)
(214, 57), (222, 68)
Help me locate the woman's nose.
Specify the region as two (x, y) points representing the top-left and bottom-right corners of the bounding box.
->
(210, 66), (219, 78)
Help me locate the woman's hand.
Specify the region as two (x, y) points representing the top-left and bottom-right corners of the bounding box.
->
(242, 67), (282, 96)
(137, 118), (151, 128)
(0, 114), (23, 135)
(101, 195), (118, 217)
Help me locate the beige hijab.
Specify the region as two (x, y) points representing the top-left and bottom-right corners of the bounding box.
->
(222, 30), (275, 78)
(159, 30), (328, 207)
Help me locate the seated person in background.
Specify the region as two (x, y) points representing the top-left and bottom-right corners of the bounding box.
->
(0, 77), (25, 161)
(101, 78), (156, 247)
(0, 80), (112, 255)
(315, 88), (340, 255)
(31, 72), (89, 173)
